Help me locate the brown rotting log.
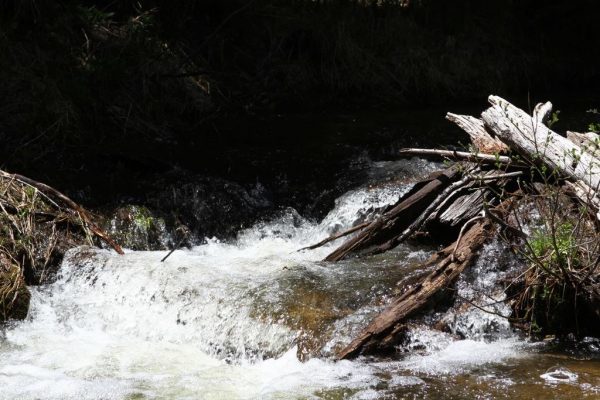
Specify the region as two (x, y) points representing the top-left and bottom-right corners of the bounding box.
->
(337, 218), (494, 359)
(323, 165), (462, 262)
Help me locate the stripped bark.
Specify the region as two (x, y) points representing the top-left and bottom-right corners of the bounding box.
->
(566, 131), (600, 155)
(337, 218), (494, 359)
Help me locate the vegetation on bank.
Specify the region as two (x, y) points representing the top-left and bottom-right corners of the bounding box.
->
(512, 176), (600, 337)
(0, 171), (124, 322)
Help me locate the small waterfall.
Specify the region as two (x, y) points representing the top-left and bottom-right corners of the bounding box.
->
(2, 159), (597, 399)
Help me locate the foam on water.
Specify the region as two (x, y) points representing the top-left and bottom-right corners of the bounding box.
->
(0, 163), (538, 399)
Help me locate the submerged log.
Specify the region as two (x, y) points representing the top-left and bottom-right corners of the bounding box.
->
(337, 218), (494, 359)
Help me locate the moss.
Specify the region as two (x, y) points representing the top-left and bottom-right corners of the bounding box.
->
(104, 205), (168, 251)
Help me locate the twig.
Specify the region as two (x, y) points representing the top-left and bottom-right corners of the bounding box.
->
(451, 213), (485, 262)
(297, 221), (370, 252)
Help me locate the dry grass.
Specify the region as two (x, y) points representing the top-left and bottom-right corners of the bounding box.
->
(0, 256), (30, 321)
(0, 175), (92, 286)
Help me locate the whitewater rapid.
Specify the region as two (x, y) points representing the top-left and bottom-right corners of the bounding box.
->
(1, 160), (576, 399)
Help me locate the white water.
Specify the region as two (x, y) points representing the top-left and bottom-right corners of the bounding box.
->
(0, 163), (537, 400)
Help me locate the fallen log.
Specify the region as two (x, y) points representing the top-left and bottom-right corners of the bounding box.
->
(321, 164), (521, 261)
(446, 113), (508, 154)
(297, 221), (370, 252)
(482, 96), (600, 191)
(331, 95), (600, 359)
(337, 218), (494, 359)
(323, 165), (463, 262)
(566, 131), (600, 155)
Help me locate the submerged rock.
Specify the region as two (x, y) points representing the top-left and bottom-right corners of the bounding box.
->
(0, 256), (30, 322)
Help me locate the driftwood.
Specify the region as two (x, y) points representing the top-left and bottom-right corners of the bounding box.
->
(397, 148), (511, 164)
(337, 218), (494, 359)
(0, 170), (124, 255)
(328, 95), (599, 361)
(482, 96), (600, 191)
(323, 165), (462, 261)
(566, 131), (600, 154)
(446, 113), (508, 154)
(321, 167), (520, 261)
(297, 222), (370, 252)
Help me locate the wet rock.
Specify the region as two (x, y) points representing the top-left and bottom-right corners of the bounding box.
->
(0, 255), (30, 322)
(540, 366), (578, 383)
(147, 175), (274, 240)
(103, 205), (170, 251)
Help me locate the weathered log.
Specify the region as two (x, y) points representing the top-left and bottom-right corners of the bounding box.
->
(482, 96), (600, 191)
(398, 148), (512, 164)
(337, 218), (494, 359)
(446, 113), (508, 154)
(436, 189), (486, 226)
(323, 165), (462, 262)
(566, 131), (600, 155)
(360, 172), (476, 256)
(361, 170), (522, 257)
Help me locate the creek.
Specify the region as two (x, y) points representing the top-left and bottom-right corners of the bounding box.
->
(1, 158), (599, 400)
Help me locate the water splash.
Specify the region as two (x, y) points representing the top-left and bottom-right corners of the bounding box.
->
(1, 160), (588, 399)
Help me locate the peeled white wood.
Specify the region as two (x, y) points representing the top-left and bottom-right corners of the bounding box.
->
(482, 95), (600, 192)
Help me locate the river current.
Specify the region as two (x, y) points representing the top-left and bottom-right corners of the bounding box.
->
(1, 160), (599, 399)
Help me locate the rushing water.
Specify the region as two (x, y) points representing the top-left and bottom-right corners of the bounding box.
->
(1, 160), (599, 399)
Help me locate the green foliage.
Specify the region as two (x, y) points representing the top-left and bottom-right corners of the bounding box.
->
(530, 222), (578, 269)
(547, 110), (560, 129)
(588, 108), (600, 132)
